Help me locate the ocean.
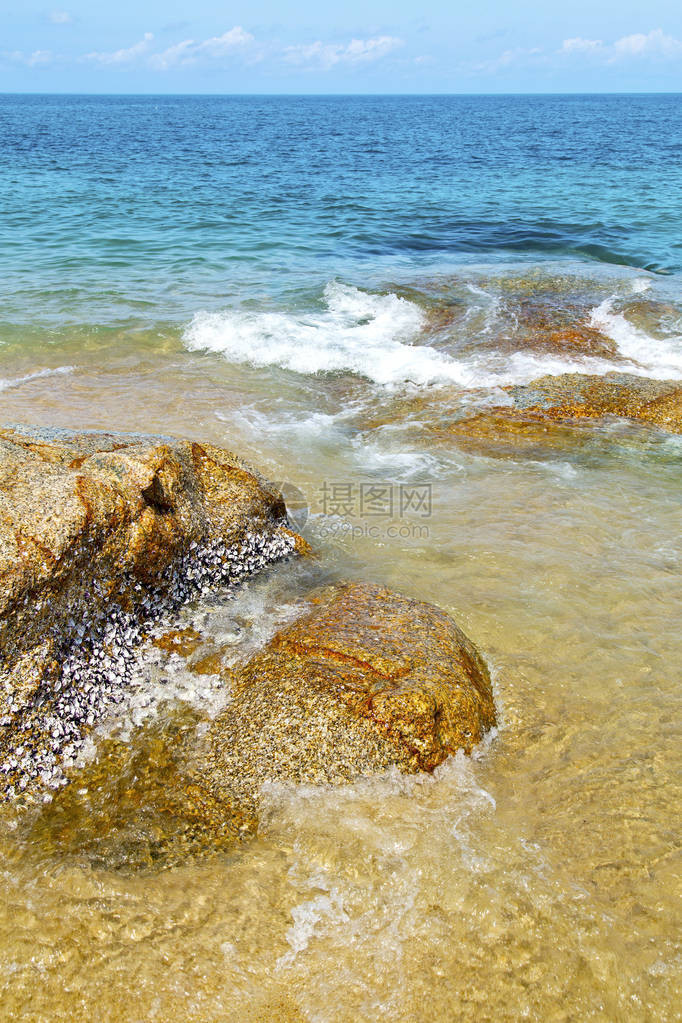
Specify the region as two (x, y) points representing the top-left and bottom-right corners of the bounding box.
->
(1, 94), (681, 1022)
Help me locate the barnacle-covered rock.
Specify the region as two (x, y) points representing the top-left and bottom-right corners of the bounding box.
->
(21, 582), (495, 865)
(0, 424), (303, 798)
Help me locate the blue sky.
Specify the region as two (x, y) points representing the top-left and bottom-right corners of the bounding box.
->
(2, 1), (682, 92)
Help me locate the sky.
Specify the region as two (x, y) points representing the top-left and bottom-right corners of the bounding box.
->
(2, 1), (682, 93)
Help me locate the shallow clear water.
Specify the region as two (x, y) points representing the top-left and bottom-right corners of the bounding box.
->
(0, 95), (681, 1021)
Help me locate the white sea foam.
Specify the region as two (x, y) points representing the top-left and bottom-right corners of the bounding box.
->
(0, 366), (74, 392)
(465, 282), (502, 336)
(185, 281), (444, 386)
(590, 298), (682, 379)
(216, 407), (344, 443)
(278, 888), (350, 965)
(185, 282), (627, 389)
(470, 349), (620, 386)
(348, 438), (445, 478)
(265, 748), (498, 975)
(97, 574), (308, 745)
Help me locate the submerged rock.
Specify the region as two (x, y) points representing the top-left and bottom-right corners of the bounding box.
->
(504, 372), (682, 429)
(356, 372), (682, 460)
(497, 298), (617, 360)
(23, 711), (254, 873)
(196, 581), (496, 817)
(391, 273), (621, 361)
(442, 372), (682, 457)
(0, 425), (302, 798)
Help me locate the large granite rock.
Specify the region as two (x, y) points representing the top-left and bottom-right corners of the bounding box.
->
(196, 581), (497, 817)
(0, 425), (301, 797)
(21, 583), (496, 868)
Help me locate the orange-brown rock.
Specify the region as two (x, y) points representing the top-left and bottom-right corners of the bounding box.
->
(197, 582), (496, 814)
(501, 298), (617, 359)
(189, 650), (226, 676)
(29, 581), (496, 865)
(503, 372), (682, 428)
(441, 372), (682, 457)
(26, 713), (256, 872)
(152, 627), (203, 657)
(357, 373), (682, 460)
(388, 274), (620, 360)
(0, 424), (300, 722)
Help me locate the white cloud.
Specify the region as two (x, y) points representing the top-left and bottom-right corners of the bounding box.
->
(2, 48), (56, 67)
(150, 27), (254, 69)
(2, 27), (405, 75)
(472, 28), (682, 74)
(26, 49), (54, 67)
(284, 35), (403, 70)
(84, 32), (154, 66)
(472, 46), (543, 74)
(561, 37), (603, 54)
(49, 10), (72, 24)
(149, 39), (196, 70)
(199, 27), (253, 57)
(559, 28), (682, 62)
(612, 29), (682, 59)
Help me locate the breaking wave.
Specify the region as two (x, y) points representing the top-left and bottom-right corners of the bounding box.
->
(183, 283), (621, 388)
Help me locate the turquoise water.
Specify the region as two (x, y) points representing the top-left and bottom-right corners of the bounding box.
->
(1, 93), (681, 331)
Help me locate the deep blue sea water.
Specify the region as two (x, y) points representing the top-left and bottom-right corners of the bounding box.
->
(1, 94), (681, 328)
(1, 94), (682, 392)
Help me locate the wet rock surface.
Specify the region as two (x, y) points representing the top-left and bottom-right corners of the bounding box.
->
(1, 425), (497, 865)
(0, 425), (300, 798)
(24, 710), (254, 873)
(357, 372), (682, 460)
(444, 373), (682, 456)
(197, 581), (497, 818)
(19, 580), (497, 870)
(393, 273), (622, 361)
(504, 371), (682, 428)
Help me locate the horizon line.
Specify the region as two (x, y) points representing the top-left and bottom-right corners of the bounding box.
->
(1, 89), (682, 98)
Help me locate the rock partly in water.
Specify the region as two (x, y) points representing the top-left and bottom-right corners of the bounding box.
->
(390, 273), (620, 361)
(442, 373), (682, 457)
(504, 372), (682, 430)
(0, 425), (302, 799)
(21, 583), (496, 869)
(356, 373), (682, 460)
(196, 581), (497, 817)
(502, 300), (616, 359)
(24, 711), (255, 873)
(476, 289), (619, 361)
